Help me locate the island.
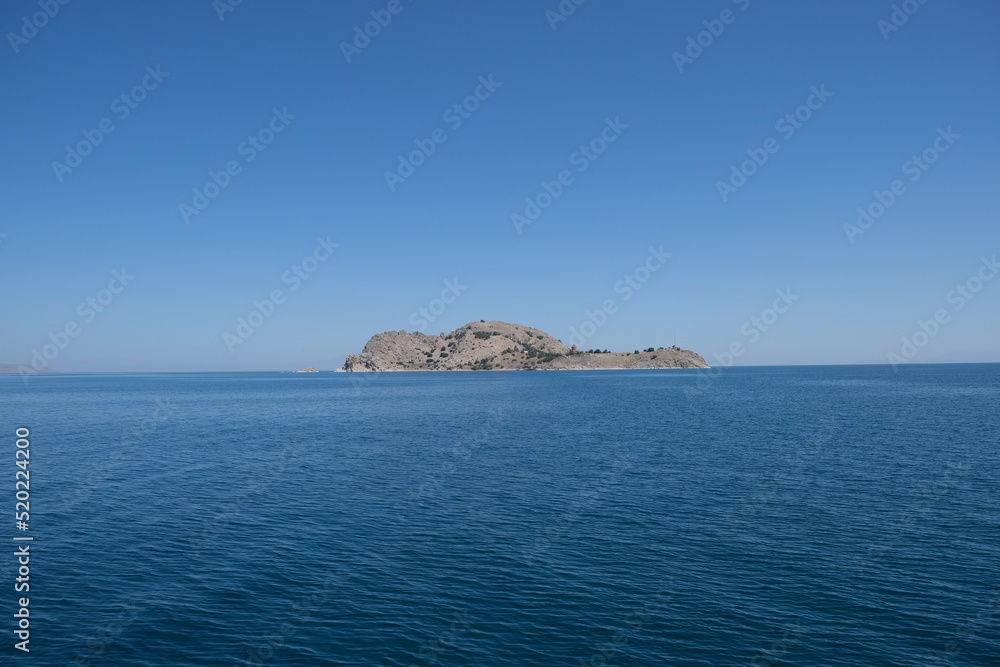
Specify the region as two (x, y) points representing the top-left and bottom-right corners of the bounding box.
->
(341, 321), (709, 371)
(294, 367), (319, 373)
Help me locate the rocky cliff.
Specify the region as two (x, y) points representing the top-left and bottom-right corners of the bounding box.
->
(342, 321), (708, 371)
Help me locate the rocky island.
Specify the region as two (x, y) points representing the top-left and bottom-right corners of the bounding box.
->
(342, 321), (708, 372)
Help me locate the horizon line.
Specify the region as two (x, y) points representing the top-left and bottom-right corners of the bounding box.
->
(4, 361), (1000, 375)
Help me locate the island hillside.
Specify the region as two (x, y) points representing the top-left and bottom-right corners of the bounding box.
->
(341, 321), (709, 371)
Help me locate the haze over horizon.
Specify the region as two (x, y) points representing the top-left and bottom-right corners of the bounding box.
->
(3, 0), (998, 372)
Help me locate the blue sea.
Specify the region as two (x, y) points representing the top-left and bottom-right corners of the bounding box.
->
(2, 365), (998, 666)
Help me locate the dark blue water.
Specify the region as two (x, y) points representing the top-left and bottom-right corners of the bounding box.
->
(2, 365), (998, 666)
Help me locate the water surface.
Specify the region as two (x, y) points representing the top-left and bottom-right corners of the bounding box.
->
(2, 365), (998, 665)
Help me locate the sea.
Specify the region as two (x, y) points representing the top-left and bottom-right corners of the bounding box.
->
(1, 364), (998, 666)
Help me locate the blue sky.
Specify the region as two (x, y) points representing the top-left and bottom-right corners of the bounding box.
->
(2, 0), (998, 371)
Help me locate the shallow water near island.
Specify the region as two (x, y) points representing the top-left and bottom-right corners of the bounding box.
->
(3, 364), (999, 665)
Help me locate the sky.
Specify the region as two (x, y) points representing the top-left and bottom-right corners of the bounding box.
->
(1, 0), (998, 372)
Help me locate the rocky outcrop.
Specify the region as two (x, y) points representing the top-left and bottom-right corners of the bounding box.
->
(342, 321), (709, 371)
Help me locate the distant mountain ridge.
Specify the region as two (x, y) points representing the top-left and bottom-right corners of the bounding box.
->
(341, 321), (709, 371)
(0, 364), (51, 374)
